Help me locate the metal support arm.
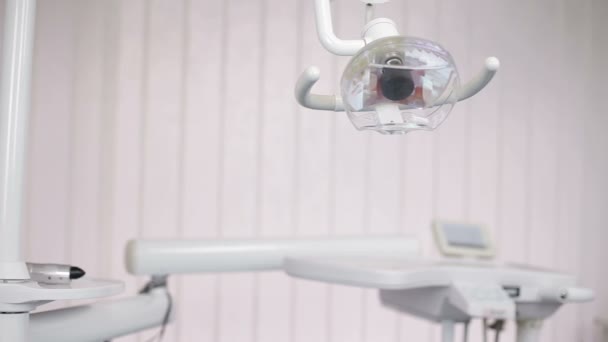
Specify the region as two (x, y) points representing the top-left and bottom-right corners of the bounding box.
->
(314, 0), (365, 56)
(125, 236), (418, 276)
(29, 288), (171, 342)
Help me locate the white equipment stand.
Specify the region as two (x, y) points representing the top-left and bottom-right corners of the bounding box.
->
(0, 1), (126, 341)
(284, 257), (593, 342)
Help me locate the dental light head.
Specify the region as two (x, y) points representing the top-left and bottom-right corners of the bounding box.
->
(295, 0), (500, 135)
(341, 36), (460, 133)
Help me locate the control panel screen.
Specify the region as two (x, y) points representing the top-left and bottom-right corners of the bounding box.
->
(433, 221), (494, 258)
(442, 223), (487, 249)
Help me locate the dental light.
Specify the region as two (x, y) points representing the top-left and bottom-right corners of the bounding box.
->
(295, 0), (500, 134)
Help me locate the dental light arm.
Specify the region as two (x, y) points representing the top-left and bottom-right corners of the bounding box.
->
(295, 57), (501, 112)
(314, 0), (365, 56)
(125, 236), (418, 276)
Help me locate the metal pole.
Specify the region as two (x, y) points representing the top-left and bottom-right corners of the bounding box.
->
(0, 0), (37, 280)
(0, 1), (38, 340)
(441, 320), (455, 342)
(0, 313), (28, 341)
(516, 320), (543, 342)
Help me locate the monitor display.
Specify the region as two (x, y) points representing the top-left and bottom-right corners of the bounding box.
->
(442, 223), (487, 249)
(433, 221), (494, 258)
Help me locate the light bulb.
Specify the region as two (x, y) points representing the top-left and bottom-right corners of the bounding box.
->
(340, 36), (460, 135)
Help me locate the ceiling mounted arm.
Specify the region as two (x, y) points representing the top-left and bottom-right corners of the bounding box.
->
(455, 57), (500, 101)
(294, 66), (344, 112)
(314, 0), (365, 56)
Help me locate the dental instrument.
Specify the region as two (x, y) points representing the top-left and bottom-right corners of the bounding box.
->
(26, 263), (86, 285)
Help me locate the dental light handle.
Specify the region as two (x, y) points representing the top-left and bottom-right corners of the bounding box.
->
(294, 66), (344, 111)
(454, 57), (500, 101)
(516, 320), (542, 342)
(295, 57), (500, 112)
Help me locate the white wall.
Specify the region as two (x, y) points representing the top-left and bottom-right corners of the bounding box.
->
(1, 0), (607, 341)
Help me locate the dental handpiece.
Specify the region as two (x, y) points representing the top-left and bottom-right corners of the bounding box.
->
(26, 262), (86, 285)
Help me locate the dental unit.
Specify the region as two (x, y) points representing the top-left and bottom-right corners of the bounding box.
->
(0, 0), (592, 341)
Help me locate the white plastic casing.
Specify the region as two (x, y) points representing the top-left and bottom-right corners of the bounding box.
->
(125, 236), (419, 275)
(340, 36), (460, 134)
(284, 258), (593, 323)
(0, 0), (37, 281)
(30, 289), (170, 342)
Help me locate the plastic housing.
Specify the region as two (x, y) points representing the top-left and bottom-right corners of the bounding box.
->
(341, 36), (460, 134)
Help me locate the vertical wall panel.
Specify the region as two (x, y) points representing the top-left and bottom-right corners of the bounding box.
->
(0, 0), (4, 60)
(585, 0), (608, 339)
(68, 0), (105, 286)
(527, 1), (562, 341)
(177, 0), (223, 340)
(107, 1), (146, 341)
(495, 0), (532, 267)
(97, 0), (119, 282)
(468, 0), (500, 235)
(108, 0), (145, 298)
(216, 0), (262, 341)
(140, 0), (186, 340)
(255, 0), (297, 340)
(25, 0), (75, 266)
(435, 0), (469, 223)
(552, 1), (584, 341)
(526, 0), (560, 268)
(140, 1), (185, 237)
